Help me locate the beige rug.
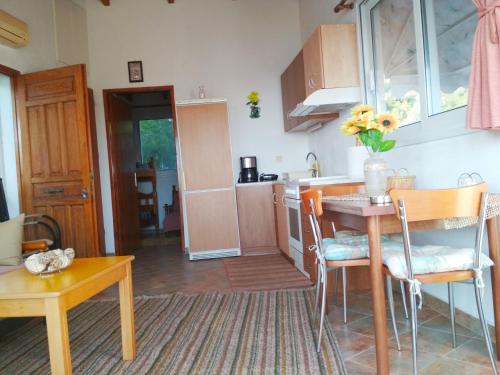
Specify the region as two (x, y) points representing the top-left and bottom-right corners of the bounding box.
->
(0, 290), (346, 374)
(223, 255), (313, 291)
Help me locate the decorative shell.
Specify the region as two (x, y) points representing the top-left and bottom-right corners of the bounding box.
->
(24, 248), (75, 275)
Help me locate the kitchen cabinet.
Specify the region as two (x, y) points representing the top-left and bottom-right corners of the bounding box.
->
(281, 24), (360, 132)
(303, 24), (360, 97)
(273, 183), (290, 257)
(281, 51), (306, 132)
(236, 183), (279, 256)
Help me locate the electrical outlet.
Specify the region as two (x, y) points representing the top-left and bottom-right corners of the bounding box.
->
(275, 155), (283, 163)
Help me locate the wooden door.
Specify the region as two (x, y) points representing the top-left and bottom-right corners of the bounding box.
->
(177, 102), (233, 191)
(236, 184), (277, 254)
(15, 65), (102, 257)
(303, 27), (324, 97)
(105, 94), (140, 255)
(273, 183), (290, 256)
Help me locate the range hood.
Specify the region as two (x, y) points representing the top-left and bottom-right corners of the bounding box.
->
(289, 87), (361, 118)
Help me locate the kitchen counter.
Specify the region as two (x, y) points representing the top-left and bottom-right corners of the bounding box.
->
(295, 177), (364, 187)
(235, 180), (283, 187)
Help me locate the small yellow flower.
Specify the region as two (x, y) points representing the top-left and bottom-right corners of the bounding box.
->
(341, 119), (361, 135)
(351, 104), (375, 117)
(376, 113), (399, 133)
(247, 91), (260, 105)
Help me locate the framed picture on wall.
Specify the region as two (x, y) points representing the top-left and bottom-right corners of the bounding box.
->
(128, 61), (144, 83)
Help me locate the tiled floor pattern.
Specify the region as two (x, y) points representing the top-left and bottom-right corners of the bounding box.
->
(331, 290), (498, 374)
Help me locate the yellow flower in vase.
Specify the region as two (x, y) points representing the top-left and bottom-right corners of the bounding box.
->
(351, 104), (375, 117)
(341, 119), (361, 135)
(247, 91), (260, 105)
(376, 113), (399, 133)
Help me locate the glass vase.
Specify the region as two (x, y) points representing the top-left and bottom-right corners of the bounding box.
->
(364, 154), (388, 197)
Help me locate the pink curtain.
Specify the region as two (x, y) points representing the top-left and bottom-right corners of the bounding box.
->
(466, 0), (500, 129)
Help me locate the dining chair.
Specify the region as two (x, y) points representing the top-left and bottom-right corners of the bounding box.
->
(300, 189), (403, 352)
(387, 182), (498, 375)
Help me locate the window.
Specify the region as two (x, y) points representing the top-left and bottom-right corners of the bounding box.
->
(360, 0), (477, 128)
(139, 119), (176, 170)
(422, 0), (476, 115)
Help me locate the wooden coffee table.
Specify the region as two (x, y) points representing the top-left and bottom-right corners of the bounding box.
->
(0, 256), (136, 375)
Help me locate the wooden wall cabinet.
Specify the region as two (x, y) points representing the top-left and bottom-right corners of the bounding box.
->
(236, 183), (278, 256)
(281, 51), (306, 132)
(273, 183), (290, 257)
(281, 24), (360, 132)
(303, 24), (360, 97)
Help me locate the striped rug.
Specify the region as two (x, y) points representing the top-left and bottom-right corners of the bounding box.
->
(0, 290), (346, 374)
(223, 255), (313, 291)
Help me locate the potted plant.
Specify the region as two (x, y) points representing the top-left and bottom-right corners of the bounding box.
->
(341, 104), (399, 198)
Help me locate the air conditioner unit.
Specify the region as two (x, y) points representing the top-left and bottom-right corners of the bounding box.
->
(0, 10), (29, 48)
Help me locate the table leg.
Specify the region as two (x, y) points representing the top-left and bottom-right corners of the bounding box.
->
(367, 215), (390, 374)
(487, 217), (500, 360)
(45, 298), (72, 375)
(119, 262), (136, 360)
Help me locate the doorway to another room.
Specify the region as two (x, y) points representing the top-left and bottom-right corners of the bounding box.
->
(103, 87), (181, 255)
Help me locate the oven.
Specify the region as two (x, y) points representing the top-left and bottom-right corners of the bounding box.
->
(284, 183), (308, 277)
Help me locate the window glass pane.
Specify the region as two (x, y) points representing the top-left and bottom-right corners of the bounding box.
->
(423, 0), (476, 115)
(139, 119), (176, 170)
(370, 0), (421, 125)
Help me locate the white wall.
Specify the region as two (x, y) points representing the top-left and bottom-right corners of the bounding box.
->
(300, 1), (500, 324)
(85, 0), (309, 253)
(0, 0), (88, 73)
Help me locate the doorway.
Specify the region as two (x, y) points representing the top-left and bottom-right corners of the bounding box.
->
(103, 86), (181, 255)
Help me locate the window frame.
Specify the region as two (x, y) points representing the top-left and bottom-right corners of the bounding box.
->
(357, 0), (476, 147)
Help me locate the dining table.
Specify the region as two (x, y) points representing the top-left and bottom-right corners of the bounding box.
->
(321, 198), (500, 375)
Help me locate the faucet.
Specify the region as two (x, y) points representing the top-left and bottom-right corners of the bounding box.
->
(306, 152), (320, 178)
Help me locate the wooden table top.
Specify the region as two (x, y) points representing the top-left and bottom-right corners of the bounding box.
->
(0, 256), (134, 299)
(322, 197), (396, 217)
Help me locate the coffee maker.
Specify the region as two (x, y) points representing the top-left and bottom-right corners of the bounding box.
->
(238, 156), (258, 183)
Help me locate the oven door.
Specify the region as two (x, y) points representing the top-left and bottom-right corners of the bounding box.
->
(285, 197), (302, 252)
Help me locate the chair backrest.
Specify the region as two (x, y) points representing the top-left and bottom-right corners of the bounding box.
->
(389, 182), (488, 222)
(300, 189), (325, 259)
(300, 189), (323, 217)
(389, 182), (489, 278)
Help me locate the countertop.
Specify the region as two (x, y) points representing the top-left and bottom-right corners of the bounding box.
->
(235, 181), (283, 187)
(296, 177), (364, 187)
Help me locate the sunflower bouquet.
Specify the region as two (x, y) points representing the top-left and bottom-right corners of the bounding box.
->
(341, 104), (399, 154)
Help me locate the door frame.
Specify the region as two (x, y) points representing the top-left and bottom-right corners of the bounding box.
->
(103, 85), (182, 255)
(0, 64), (22, 215)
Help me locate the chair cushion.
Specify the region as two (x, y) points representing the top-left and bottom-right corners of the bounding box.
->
(383, 245), (494, 279)
(0, 214), (25, 266)
(322, 235), (401, 262)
